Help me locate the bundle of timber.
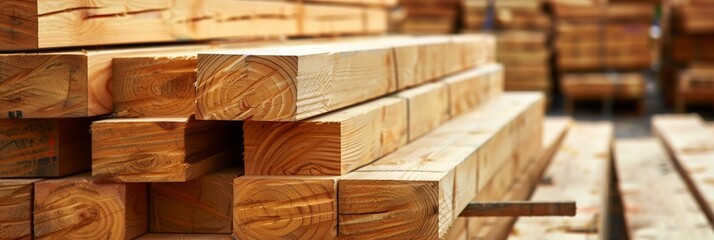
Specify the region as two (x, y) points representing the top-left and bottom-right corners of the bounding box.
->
(462, 0), (551, 31)
(561, 72), (646, 114)
(395, 0), (461, 33)
(662, 0), (714, 111)
(676, 64), (714, 112)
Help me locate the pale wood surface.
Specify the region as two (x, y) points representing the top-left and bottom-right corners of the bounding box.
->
(397, 82), (450, 141)
(91, 116), (242, 182)
(0, 0), (387, 50)
(33, 174), (147, 239)
(244, 97), (407, 176)
(653, 114), (714, 226)
(338, 92), (544, 239)
(443, 64), (503, 117)
(615, 138), (714, 240)
(233, 176), (338, 240)
(0, 118), (92, 178)
(509, 122), (613, 240)
(0, 179), (42, 240)
(150, 167), (243, 233)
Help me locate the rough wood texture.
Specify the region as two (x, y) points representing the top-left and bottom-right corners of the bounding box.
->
(0, 118), (91, 178)
(509, 123), (613, 240)
(233, 176), (338, 240)
(0, 179), (42, 240)
(615, 139), (714, 239)
(443, 64), (503, 117)
(91, 116), (242, 182)
(338, 92), (544, 239)
(244, 97), (407, 176)
(134, 233), (232, 240)
(653, 114), (714, 226)
(150, 167), (243, 233)
(397, 82), (450, 141)
(0, 45), (215, 118)
(0, 0), (387, 50)
(196, 43), (397, 121)
(33, 174), (147, 239)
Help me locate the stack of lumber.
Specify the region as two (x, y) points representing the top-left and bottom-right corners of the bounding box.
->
(463, 0), (554, 107)
(663, 0), (714, 110)
(552, 1), (653, 113)
(396, 0), (461, 33)
(676, 64), (714, 112)
(509, 122), (614, 239)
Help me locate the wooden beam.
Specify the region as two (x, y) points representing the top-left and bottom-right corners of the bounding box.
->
(33, 173), (147, 239)
(0, 0), (387, 50)
(0, 179), (42, 239)
(244, 97), (407, 175)
(459, 201), (576, 217)
(0, 118), (92, 178)
(652, 114), (714, 227)
(443, 63), (503, 117)
(134, 233), (232, 240)
(233, 176), (338, 239)
(615, 138), (714, 239)
(509, 122), (613, 239)
(338, 92), (544, 239)
(397, 82), (450, 141)
(149, 167), (243, 233)
(91, 116), (242, 182)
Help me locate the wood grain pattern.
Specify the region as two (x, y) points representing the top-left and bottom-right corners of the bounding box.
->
(134, 233), (232, 240)
(196, 43), (397, 121)
(33, 174), (147, 239)
(338, 92), (544, 239)
(0, 179), (42, 240)
(443, 64), (503, 117)
(150, 167), (243, 233)
(233, 176), (338, 240)
(615, 139), (714, 239)
(459, 201), (576, 217)
(0, 0), (387, 50)
(0, 118), (92, 178)
(91, 116), (242, 182)
(396, 82), (450, 141)
(509, 123), (613, 240)
(244, 97), (407, 176)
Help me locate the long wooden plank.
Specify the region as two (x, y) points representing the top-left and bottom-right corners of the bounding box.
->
(0, 118), (92, 178)
(443, 63), (503, 117)
(338, 92), (544, 239)
(0, 179), (42, 239)
(195, 35), (496, 121)
(509, 122), (613, 240)
(0, 0), (387, 50)
(397, 82), (450, 141)
(233, 176), (338, 240)
(615, 138), (714, 239)
(149, 167), (243, 233)
(459, 201), (576, 217)
(33, 173), (147, 239)
(652, 114), (714, 226)
(91, 116), (242, 182)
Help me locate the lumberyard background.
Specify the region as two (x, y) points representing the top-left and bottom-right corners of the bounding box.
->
(1, 0), (714, 239)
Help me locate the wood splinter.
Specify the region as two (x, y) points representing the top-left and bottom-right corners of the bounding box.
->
(459, 201), (576, 217)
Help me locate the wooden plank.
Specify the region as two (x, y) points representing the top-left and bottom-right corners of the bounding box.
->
(149, 167), (243, 233)
(615, 138), (714, 239)
(338, 92), (544, 239)
(233, 176), (338, 240)
(652, 114), (714, 226)
(0, 179), (42, 239)
(91, 116), (242, 182)
(443, 64), (503, 117)
(134, 233), (232, 240)
(459, 201), (576, 217)
(562, 73), (646, 99)
(509, 122), (613, 240)
(195, 35), (496, 121)
(397, 82), (450, 141)
(0, 0), (387, 50)
(0, 118), (92, 178)
(33, 173), (147, 239)
(244, 97), (407, 176)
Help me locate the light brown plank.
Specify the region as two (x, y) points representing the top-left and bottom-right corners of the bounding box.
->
(91, 116), (242, 182)
(443, 63), (503, 117)
(33, 173), (147, 239)
(0, 179), (42, 240)
(397, 82), (450, 141)
(150, 167), (243, 233)
(0, 118), (92, 178)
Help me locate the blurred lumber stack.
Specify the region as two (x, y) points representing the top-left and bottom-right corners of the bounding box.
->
(463, 0), (555, 107)
(664, 0), (714, 111)
(395, 0), (461, 33)
(551, 1), (654, 113)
